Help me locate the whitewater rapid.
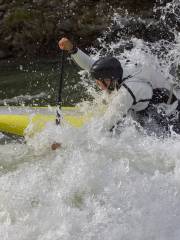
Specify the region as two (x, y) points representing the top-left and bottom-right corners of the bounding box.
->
(1, 1), (180, 239)
(1, 120), (180, 240)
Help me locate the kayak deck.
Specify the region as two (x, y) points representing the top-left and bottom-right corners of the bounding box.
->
(0, 106), (90, 137)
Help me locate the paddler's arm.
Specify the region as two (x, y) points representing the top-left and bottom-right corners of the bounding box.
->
(102, 86), (134, 132)
(58, 37), (95, 71)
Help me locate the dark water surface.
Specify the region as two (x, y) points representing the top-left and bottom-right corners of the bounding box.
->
(0, 57), (90, 106)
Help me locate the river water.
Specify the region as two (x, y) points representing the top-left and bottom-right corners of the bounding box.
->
(0, 58), (89, 106)
(1, 1), (180, 240)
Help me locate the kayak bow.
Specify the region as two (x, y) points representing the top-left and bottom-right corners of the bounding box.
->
(0, 106), (90, 137)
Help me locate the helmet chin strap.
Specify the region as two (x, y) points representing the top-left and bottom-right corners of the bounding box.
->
(107, 80), (120, 91)
(99, 79), (121, 92)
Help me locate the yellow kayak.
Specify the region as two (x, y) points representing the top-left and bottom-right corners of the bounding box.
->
(0, 106), (90, 137)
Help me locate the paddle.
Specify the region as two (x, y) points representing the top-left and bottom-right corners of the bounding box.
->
(56, 50), (65, 125)
(51, 50), (65, 150)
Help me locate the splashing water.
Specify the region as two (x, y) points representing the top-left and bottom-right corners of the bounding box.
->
(1, 2), (180, 240)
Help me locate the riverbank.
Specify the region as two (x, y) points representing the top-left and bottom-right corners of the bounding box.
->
(1, 0), (178, 60)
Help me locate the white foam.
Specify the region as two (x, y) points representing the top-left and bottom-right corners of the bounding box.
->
(0, 116), (180, 240)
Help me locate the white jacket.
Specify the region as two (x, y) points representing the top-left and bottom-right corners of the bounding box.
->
(71, 49), (174, 130)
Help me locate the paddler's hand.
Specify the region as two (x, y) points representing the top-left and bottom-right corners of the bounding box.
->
(58, 38), (73, 51)
(51, 142), (62, 150)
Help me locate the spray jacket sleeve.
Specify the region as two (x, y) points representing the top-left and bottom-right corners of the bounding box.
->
(71, 49), (95, 71)
(102, 86), (134, 131)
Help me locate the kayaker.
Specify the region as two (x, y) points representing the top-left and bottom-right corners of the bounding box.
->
(57, 37), (180, 137)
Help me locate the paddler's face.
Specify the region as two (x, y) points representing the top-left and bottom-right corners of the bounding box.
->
(96, 79), (112, 91)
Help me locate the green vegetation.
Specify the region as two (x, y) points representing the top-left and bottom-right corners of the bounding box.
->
(5, 7), (34, 28)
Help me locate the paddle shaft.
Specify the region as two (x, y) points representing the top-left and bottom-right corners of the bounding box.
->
(56, 50), (65, 125)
